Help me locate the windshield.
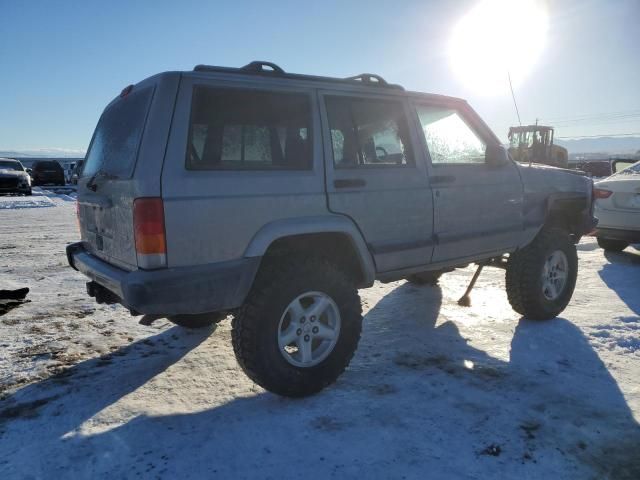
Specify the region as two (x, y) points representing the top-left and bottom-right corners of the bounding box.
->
(0, 160), (23, 171)
(82, 86), (153, 178)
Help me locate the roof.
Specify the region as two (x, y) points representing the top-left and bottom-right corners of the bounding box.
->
(190, 61), (466, 105)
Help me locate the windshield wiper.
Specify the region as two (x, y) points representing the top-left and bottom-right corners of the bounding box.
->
(86, 169), (117, 192)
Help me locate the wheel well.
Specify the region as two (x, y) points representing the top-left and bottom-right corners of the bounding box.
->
(261, 233), (367, 286)
(546, 197), (588, 240)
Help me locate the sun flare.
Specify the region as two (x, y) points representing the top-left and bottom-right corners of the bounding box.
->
(449, 0), (549, 94)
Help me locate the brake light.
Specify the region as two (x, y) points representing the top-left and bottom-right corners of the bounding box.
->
(133, 197), (166, 268)
(593, 188), (613, 199)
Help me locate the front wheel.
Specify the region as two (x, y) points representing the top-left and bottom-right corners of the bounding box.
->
(506, 228), (578, 320)
(232, 255), (362, 397)
(597, 237), (628, 252)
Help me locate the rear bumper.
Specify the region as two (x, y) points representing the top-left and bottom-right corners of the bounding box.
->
(595, 227), (640, 243)
(66, 242), (260, 315)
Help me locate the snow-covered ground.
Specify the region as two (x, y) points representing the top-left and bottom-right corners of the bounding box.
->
(0, 190), (639, 479)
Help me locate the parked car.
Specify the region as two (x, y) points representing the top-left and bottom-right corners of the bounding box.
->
(31, 160), (65, 186)
(594, 160), (640, 251)
(0, 158), (32, 195)
(67, 61), (596, 397)
(70, 160), (84, 185)
(570, 160), (612, 178)
(64, 162), (76, 184)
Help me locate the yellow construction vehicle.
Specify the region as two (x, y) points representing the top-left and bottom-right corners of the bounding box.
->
(508, 125), (568, 168)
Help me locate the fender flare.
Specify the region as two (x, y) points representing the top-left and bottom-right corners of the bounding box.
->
(243, 215), (376, 287)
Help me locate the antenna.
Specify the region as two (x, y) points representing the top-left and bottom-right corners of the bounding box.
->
(507, 71), (522, 126)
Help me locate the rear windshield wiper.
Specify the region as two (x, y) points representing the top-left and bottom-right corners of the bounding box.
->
(86, 169), (117, 192)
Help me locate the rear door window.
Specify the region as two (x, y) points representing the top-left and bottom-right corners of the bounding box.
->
(82, 87), (154, 178)
(325, 96), (414, 168)
(186, 87), (312, 170)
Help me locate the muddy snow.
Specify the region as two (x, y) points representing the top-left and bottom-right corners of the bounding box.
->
(0, 190), (639, 479)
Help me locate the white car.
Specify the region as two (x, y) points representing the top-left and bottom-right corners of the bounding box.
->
(594, 160), (640, 251)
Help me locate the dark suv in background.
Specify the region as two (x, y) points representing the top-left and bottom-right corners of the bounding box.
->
(31, 160), (65, 186)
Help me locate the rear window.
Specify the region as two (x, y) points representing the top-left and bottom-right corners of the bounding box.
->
(186, 87), (312, 170)
(82, 87), (154, 178)
(33, 161), (62, 172)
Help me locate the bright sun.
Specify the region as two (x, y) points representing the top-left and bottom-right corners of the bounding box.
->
(449, 0), (549, 94)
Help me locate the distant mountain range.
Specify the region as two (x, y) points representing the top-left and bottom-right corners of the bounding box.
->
(3, 136), (640, 160)
(555, 136), (640, 155)
(0, 149), (85, 158)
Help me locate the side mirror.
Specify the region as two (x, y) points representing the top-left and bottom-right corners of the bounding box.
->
(485, 144), (510, 167)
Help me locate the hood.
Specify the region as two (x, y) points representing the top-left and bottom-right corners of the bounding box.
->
(516, 161), (593, 197)
(0, 169), (29, 179)
(516, 162), (587, 177)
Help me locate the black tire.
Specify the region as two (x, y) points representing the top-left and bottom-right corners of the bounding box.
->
(406, 271), (442, 286)
(232, 255), (362, 397)
(167, 312), (226, 329)
(506, 228), (578, 320)
(596, 237), (628, 252)
(25, 189), (32, 196)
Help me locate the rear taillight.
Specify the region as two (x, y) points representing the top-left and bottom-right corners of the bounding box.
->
(593, 188), (613, 199)
(133, 197), (166, 269)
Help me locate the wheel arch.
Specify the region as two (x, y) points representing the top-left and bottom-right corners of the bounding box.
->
(243, 215), (376, 288)
(520, 192), (592, 248)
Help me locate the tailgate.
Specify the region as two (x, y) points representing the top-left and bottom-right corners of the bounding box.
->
(77, 85), (155, 270)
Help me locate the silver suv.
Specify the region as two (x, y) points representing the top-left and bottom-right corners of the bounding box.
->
(67, 61), (596, 396)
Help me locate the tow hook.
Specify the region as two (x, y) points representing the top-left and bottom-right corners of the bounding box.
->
(86, 281), (119, 305)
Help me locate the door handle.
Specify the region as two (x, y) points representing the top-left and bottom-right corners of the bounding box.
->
(334, 178), (366, 189)
(430, 175), (456, 185)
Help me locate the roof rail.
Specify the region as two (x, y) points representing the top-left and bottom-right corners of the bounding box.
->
(241, 61), (285, 74)
(344, 73), (389, 86)
(193, 61), (403, 90)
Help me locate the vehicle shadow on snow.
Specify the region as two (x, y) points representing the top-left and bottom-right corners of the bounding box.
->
(600, 249), (640, 315)
(0, 284), (639, 479)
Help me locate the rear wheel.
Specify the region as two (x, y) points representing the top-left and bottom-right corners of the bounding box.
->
(506, 228), (578, 320)
(597, 237), (628, 252)
(167, 312), (226, 329)
(406, 271), (442, 286)
(232, 255), (362, 397)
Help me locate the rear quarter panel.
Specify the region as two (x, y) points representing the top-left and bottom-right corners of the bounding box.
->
(160, 74), (329, 267)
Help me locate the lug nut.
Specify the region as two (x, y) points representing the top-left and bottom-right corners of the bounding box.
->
(304, 335), (310, 342)
(300, 317), (306, 323)
(312, 326), (319, 334)
(310, 316), (316, 322)
(296, 328), (302, 336)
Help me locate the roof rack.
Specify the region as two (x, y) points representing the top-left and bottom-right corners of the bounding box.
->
(193, 61), (403, 90)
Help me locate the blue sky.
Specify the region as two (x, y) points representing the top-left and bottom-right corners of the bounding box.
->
(1, 0), (639, 153)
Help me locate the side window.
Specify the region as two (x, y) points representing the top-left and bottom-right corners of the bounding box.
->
(186, 87), (312, 170)
(325, 96), (414, 168)
(416, 105), (486, 165)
